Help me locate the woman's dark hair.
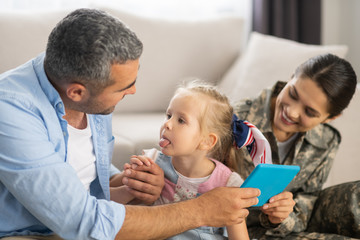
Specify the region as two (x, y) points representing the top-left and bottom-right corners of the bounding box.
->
(294, 53), (357, 118)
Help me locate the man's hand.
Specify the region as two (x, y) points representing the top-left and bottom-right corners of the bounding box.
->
(261, 191), (295, 224)
(122, 155), (164, 205)
(197, 187), (260, 227)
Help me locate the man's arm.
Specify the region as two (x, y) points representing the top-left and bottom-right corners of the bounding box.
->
(115, 187), (260, 240)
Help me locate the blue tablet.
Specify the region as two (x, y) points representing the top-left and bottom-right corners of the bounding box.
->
(240, 164), (300, 207)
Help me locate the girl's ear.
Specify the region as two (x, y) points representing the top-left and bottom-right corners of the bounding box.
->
(323, 113), (341, 124)
(66, 83), (88, 102)
(199, 133), (218, 151)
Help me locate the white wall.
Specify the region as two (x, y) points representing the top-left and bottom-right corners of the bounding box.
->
(322, 0), (360, 188)
(322, 0), (360, 79)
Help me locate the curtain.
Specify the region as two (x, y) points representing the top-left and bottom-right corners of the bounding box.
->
(252, 0), (321, 44)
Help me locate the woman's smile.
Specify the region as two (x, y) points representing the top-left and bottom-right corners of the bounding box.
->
(281, 108), (297, 125)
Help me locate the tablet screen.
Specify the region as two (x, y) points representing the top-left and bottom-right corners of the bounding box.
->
(240, 164), (300, 207)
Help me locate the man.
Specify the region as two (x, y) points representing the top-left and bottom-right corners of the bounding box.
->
(0, 8), (259, 239)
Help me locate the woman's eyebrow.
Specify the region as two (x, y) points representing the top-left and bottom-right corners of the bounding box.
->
(307, 106), (321, 116)
(291, 85), (299, 97)
(293, 85), (321, 117)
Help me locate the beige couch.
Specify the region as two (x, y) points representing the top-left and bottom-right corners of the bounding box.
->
(0, 6), (358, 188)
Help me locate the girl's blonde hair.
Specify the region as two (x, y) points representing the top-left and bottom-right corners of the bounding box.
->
(175, 79), (238, 171)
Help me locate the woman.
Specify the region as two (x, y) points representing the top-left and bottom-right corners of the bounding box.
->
(234, 53), (359, 239)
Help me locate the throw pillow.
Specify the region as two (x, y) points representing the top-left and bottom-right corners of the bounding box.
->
(218, 32), (349, 102)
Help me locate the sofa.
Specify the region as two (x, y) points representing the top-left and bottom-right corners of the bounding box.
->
(0, 5), (359, 189)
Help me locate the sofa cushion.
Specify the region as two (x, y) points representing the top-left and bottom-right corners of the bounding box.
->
(0, 10), (69, 73)
(112, 134), (136, 170)
(95, 6), (245, 113)
(112, 113), (165, 167)
(219, 32), (349, 102)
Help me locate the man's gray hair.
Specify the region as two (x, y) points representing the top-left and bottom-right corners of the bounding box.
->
(44, 8), (143, 92)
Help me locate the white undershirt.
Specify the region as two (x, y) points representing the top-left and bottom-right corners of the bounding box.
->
(277, 133), (299, 164)
(67, 115), (97, 191)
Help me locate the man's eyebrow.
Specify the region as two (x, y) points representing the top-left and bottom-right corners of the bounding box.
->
(119, 79), (136, 92)
(117, 63), (140, 92)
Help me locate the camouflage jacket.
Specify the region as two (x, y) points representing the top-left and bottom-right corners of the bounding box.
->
(233, 81), (341, 237)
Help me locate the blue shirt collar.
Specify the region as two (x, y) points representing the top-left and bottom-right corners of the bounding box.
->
(33, 52), (65, 115)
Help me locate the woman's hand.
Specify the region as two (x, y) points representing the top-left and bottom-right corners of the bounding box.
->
(261, 191), (295, 224)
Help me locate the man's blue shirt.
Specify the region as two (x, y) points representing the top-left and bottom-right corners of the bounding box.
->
(0, 53), (125, 239)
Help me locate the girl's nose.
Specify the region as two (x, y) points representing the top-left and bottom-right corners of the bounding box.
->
(164, 118), (172, 130)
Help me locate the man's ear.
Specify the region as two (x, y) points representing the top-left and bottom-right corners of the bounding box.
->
(199, 133), (218, 151)
(323, 113), (341, 124)
(65, 83), (88, 102)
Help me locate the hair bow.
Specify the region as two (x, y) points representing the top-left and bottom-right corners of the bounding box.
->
(232, 114), (272, 166)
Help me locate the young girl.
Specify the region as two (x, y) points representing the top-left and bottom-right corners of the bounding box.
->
(121, 80), (283, 239)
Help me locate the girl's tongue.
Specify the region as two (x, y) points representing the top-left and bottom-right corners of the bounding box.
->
(159, 138), (170, 148)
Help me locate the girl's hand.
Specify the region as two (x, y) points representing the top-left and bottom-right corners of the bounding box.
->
(261, 191), (295, 224)
(124, 155), (154, 170)
(131, 155), (154, 168)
